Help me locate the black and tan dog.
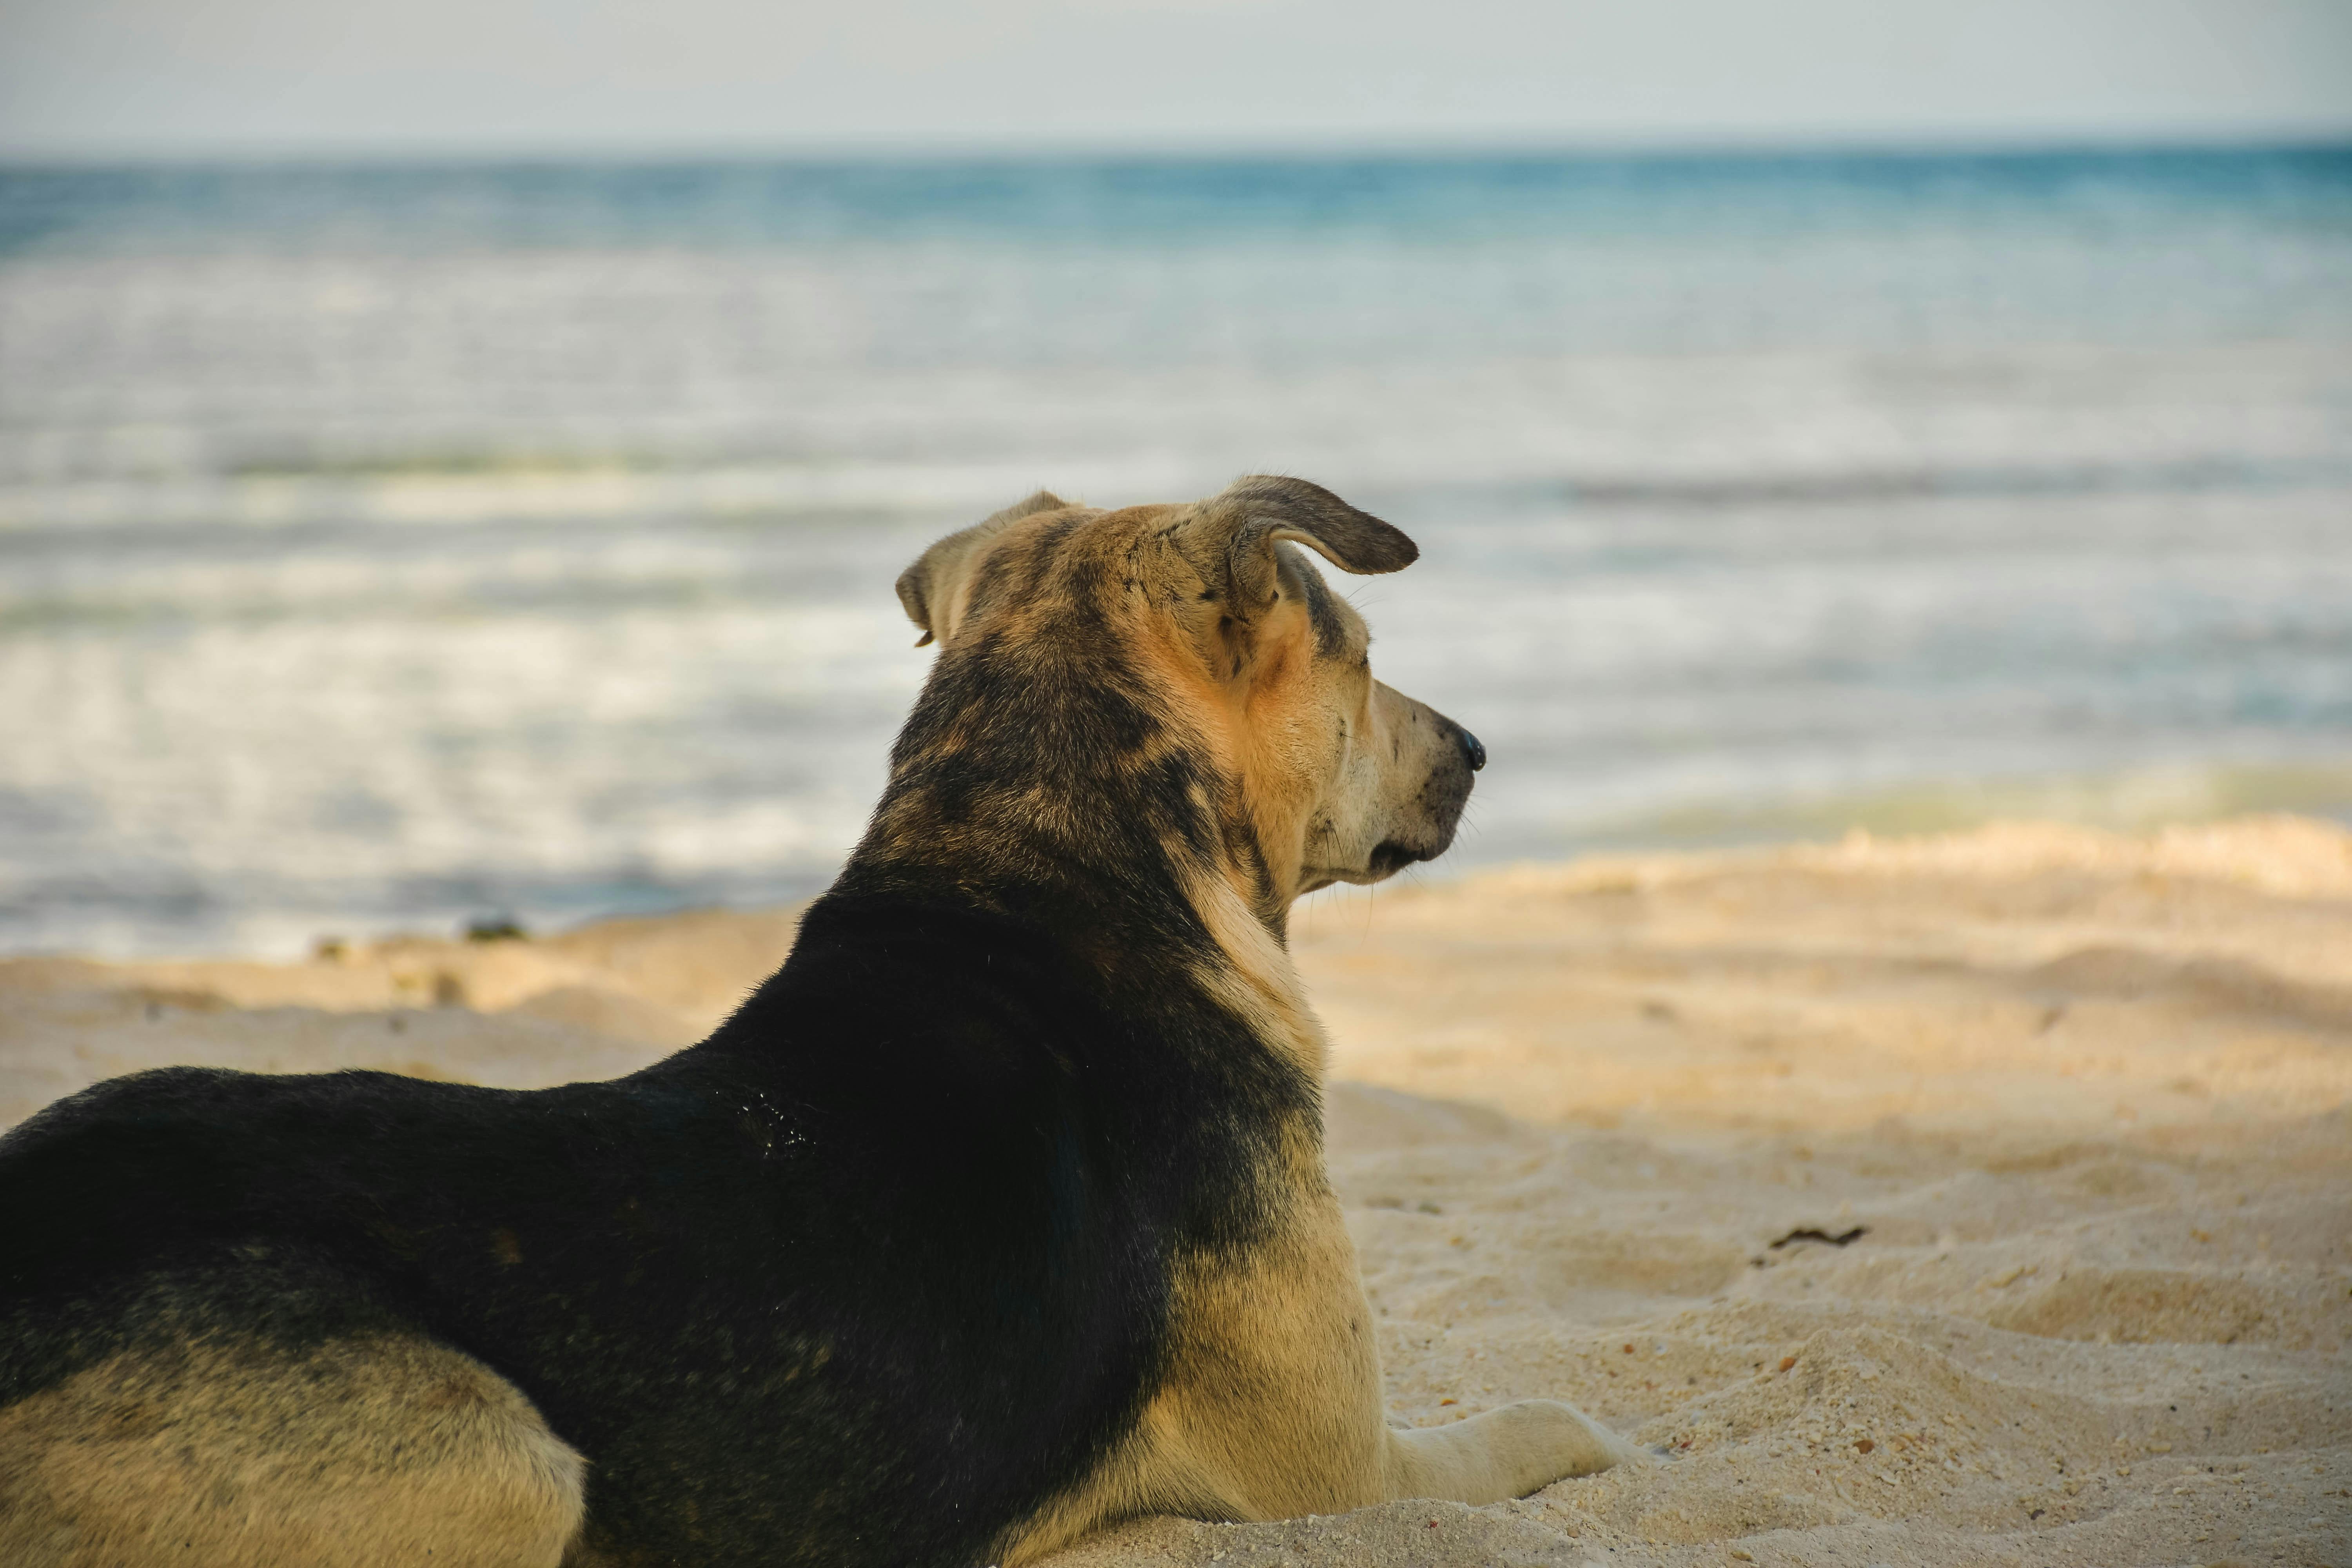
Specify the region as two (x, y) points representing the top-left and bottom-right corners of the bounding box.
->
(0, 478), (1632, 1567)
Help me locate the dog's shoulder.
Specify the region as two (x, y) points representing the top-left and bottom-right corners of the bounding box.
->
(729, 882), (1319, 1201)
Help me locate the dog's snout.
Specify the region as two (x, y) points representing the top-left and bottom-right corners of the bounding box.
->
(1458, 728), (1486, 773)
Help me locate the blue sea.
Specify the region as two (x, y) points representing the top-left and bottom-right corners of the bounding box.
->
(4, 148), (2350, 957)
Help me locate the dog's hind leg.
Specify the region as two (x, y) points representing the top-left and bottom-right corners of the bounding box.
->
(0, 1330), (585, 1568)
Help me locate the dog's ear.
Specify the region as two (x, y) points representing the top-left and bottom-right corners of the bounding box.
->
(1176, 475), (1417, 611)
(895, 490), (1069, 646)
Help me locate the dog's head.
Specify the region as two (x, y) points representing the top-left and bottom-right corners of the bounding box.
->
(875, 477), (1482, 936)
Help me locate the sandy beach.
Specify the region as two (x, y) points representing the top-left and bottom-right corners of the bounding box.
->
(4, 816), (2347, 1568)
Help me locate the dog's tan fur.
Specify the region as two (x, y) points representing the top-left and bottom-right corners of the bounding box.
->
(0, 1330), (584, 1568)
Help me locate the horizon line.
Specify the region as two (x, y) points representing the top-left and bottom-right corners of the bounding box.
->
(7, 126), (2352, 172)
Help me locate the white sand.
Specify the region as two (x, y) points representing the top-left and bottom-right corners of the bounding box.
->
(5, 818), (2347, 1567)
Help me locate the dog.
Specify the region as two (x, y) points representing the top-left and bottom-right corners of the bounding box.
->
(0, 477), (1633, 1567)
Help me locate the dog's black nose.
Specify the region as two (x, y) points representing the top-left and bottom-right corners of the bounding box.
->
(1459, 728), (1486, 773)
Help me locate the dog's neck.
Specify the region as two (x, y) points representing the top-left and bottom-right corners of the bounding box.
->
(840, 612), (1335, 1079)
(1177, 863), (1333, 1081)
(832, 833), (1328, 1082)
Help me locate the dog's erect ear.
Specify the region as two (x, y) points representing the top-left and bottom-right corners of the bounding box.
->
(1176, 475), (1417, 610)
(895, 490), (1069, 646)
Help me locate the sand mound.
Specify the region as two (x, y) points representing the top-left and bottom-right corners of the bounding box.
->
(3, 817), (2347, 1566)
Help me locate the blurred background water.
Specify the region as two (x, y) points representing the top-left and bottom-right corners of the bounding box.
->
(4, 147), (2350, 956)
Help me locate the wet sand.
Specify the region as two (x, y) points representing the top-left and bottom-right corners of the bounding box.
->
(4, 818), (2347, 1566)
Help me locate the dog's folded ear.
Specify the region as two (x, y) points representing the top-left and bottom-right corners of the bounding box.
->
(1179, 476), (1417, 610)
(896, 490), (1069, 646)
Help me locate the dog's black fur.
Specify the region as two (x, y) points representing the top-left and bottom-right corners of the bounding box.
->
(0, 582), (1321, 1568)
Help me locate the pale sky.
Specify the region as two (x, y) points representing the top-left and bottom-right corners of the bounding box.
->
(3, 0), (2349, 159)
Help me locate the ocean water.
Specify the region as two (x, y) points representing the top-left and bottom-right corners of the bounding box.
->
(4, 149), (2350, 958)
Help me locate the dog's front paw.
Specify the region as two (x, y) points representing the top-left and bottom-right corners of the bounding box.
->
(1387, 1396), (1637, 1504)
(1488, 1398), (1642, 1489)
